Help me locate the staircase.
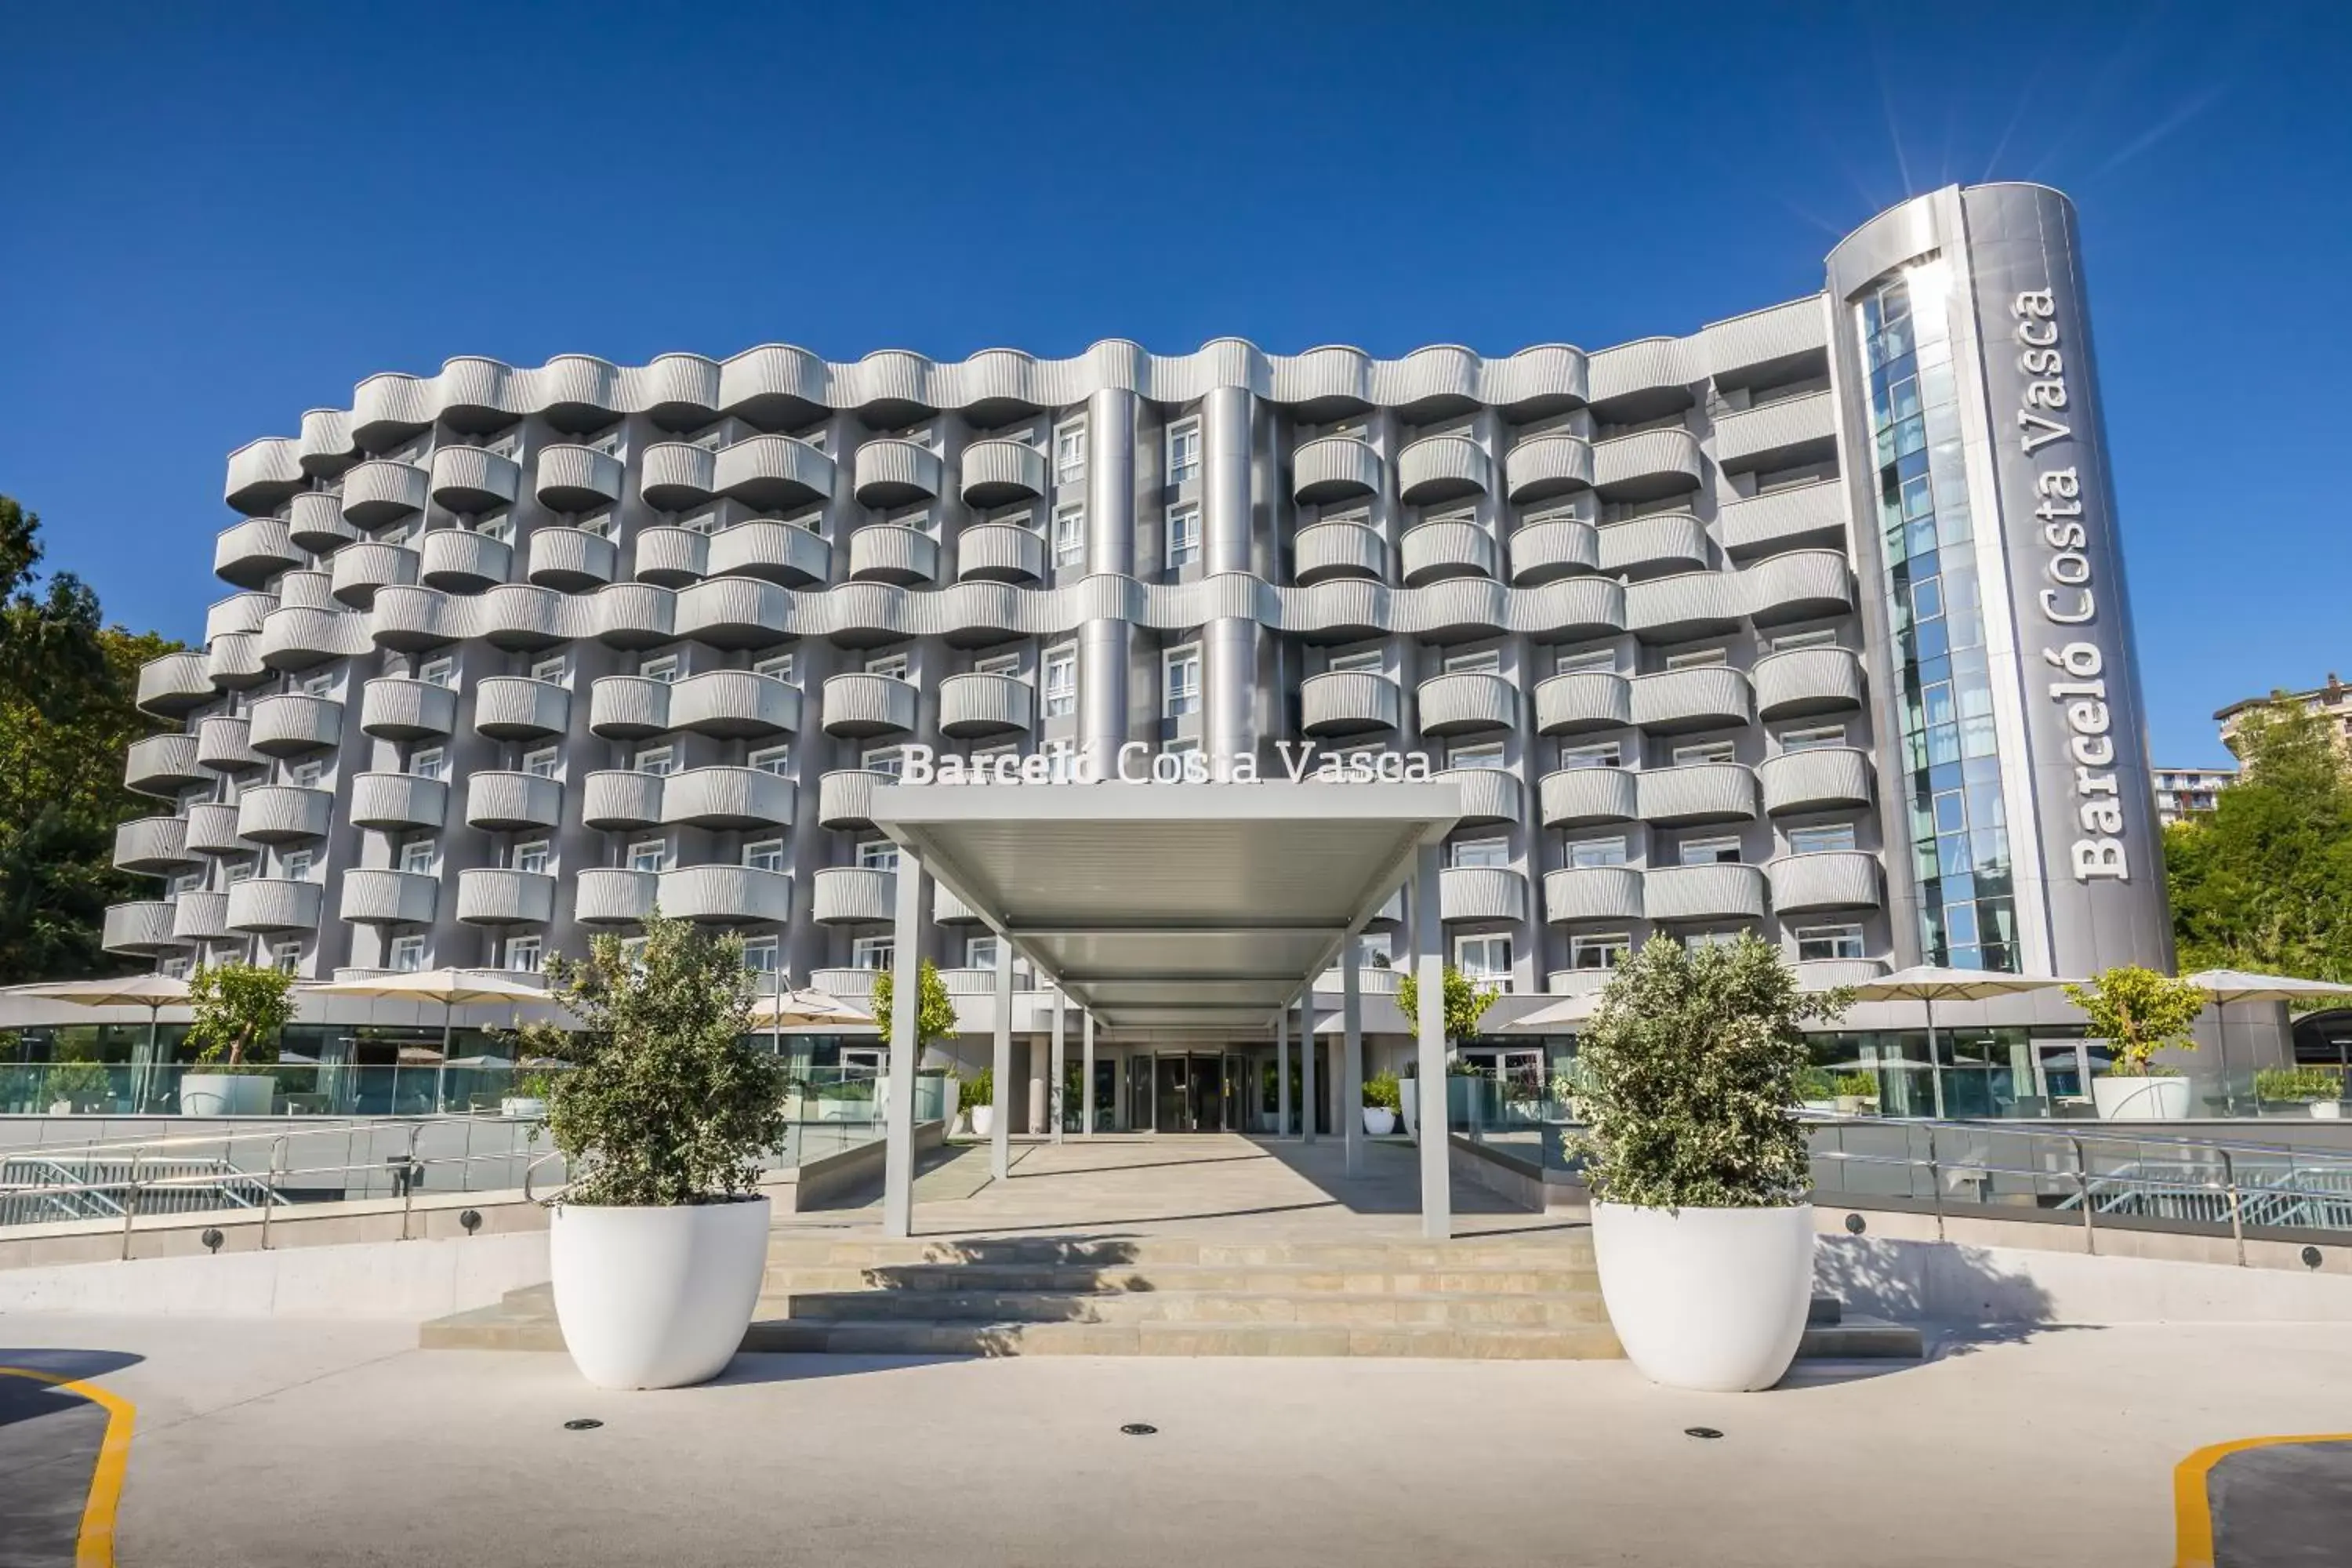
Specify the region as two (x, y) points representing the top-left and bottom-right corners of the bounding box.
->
(423, 1231), (1923, 1361)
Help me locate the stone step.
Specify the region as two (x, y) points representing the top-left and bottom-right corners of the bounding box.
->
(758, 1234), (1595, 1272)
(774, 1287), (1613, 1329)
(737, 1317), (1628, 1359)
(763, 1261), (1605, 1298)
(1809, 1294), (1841, 1326)
(1795, 1315), (1923, 1359)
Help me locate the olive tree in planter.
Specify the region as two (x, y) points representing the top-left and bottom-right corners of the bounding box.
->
(182, 962), (296, 1116)
(1394, 964), (1498, 1138)
(1574, 933), (1851, 1392)
(1362, 1071), (1403, 1136)
(510, 914), (787, 1390)
(2063, 966), (2208, 1121)
(870, 958), (958, 1125)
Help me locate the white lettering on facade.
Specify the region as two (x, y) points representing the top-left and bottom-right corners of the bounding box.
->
(898, 737), (1431, 789)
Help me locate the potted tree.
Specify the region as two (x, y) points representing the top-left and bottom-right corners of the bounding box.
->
(963, 1067), (996, 1138)
(1574, 933), (1851, 1392)
(182, 962), (296, 1116)
(1831, 1072), (1878, 1116)
(1393, 964), (1497, 1138)
(870, 957), (958, 1123)
(2255, 1066), (2347, 1120)
(513, 914), (788, 1390)
(1362, 1070), (1402, 1135)
(2064, 967), (2208, 1121)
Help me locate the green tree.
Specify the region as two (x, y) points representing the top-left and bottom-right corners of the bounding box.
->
(510, 915), (787, 1207)
(1393, 964), (1500, 1045)
(2061, 964), (2208, 1077)
(185, 961), (296, 1068)
(2167, 700), (2352, 982)
(1571, 934), (1851, 1210)
(869, 958), (959, 1060)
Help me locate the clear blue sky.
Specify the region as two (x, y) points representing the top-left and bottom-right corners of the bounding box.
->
(2, 2), (2343, 765)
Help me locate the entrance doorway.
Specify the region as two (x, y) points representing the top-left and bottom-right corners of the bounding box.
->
(1138, 1051), (1237, 1132)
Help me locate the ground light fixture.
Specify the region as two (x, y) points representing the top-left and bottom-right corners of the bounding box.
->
(564, 1419), (604, 1432)
(1120, 1424), (1157, 1436)
(1685, 1428), (1724, 1440)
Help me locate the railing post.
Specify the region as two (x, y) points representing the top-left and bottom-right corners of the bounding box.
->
(400, 1125), (421, 1241)
(120, 1152), (143, 1261)
(260, 1136), (286, 1250)
(1924, 1125), (1944, 1242)
(2221, 1148), (2246, 1268)
(2071, 1135), (2096, 1254)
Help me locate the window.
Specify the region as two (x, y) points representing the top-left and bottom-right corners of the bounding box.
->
(1570, 933), (1631, 971)
(753, 653), (796, 682)
(575, 510), (615, 539)
(1555, 648), (1618, 677)
(1163, 645), (1202, 717)
(1450, 837), (1510, 869)
(689, 425), (726, 452)
(795, 426), (828, 455)
(270, 941), (302, 975)
(225, 859), (254, 883)
(1682, 931), (1744, 952)
(506, 935), (543, 974)
(1559, 742), (1621, 770)
(1043, 648), (1077, 717)
(419, 657), (455, 688)
(390, 935), (426, 972)
(1788, 823), (1859, 855)
(1454, 934), (1512, 989)
(476, 514), (513, 545)
(974, 652), (1021, 679)
(530, 655), (566, 684)
(514, 840), (550, 874)
(967, 935), (1003, 971)
(160, 956), (191, 980)
(634, 746), (674, 776)
(749, 745), (791, 775)
(640, 655), (680, 684)
(743, 839), (785, 873)
(1167, 422), (1200, 484)
(1566, 837), (1628, 869)
(1770, 628), (1839, 653)
(290, 760), (325, 788)
(1780, 724), (1848, 752)
(1680, 836), (1743, 866)
(169, 871), (203, 897)
(1672, 740), (1738, 765)
(1053, 506), (1086, 568)
(1166, 503), (1201, 567)
(865, 652), (909, 681)
(1796, 925), (1866, 961)
(858, 840), (899, 871)
(1445, 648), (1502, 675)
(682, 508), (722, 536)
(1054, 419), (1087, 485)
(1448, 742), (1506, 771)
(889, 506), (934, 535)
(852, 935), (893, 971)
(742, 937), (779, 975)
(281, 850), (314, 880)
(410, 748), (447, 781)
(302, 670), (339, 698)
(399, 840), (435, 874)
(627, 839), (669, 873)
(522, 746), (560, 779)
(1664, 648), (1729, 670)
(1328, 649), (1385, 676)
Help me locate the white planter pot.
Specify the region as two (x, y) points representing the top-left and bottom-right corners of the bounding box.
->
(499, 1096), (547, 1120)
(971, 1104), (994, 1137)
(550, 1196), (771, 1389)
(180, 1073), (274, 1116)
(2092, 1073), (2192, 1121)
(1399, 1080), (1418, 1141)
(1590, 1201), (1815, 1393)
(1362, 1106), (1398, 1136)
(2314, 1101), (2343, 1120)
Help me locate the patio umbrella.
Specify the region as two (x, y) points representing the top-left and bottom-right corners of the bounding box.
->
(748, 985), (870, 1063)
(303, 969), (554, 1112)
(1499, 992), (1603, 1031)
(2180, 970), (2352, 1111)
(1845, 967), (2073, 1120)
(9, 975), (193, 1112)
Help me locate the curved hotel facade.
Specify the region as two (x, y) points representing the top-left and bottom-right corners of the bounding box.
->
(101, 183), (2177, 1125)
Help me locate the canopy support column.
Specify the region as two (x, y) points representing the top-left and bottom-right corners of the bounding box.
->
(1415, 843), (1451, 1240)
(989, 935), (1012, 1181)
(1276, 1001), (1291, 1138)
(1050, 989), (1066, 1144)
(1081, 1009), (1097, 1138)
(1341, 943), (1365, 1177)
(882, 847), (925, 1240)
(1299, 992), (1317, 1145)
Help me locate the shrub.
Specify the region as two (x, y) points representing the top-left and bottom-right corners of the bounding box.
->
(2255, 1065), (2345, 1103)
(1363, 1070), (1402, 1112)
(2063, 966), (2208, 1077)
(869, 959), (959, 1060)
(960, 1066), (993, 1114)
(1795, 1065), (1837, 1102)
(186, 962), (295, 1069)
(1831, 1071), (1878, 1099)
(1394, 964), (1499, 1046)
(1572, 933), (1851, 1210)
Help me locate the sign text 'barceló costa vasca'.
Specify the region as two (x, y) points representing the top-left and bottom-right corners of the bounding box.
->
(896, 741), (1436, 787)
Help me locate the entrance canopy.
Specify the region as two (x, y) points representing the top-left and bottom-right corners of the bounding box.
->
(871, 780), (1460, 1035)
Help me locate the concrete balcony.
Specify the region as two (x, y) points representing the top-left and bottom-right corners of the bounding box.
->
(671, 670), (800, 739)
(660, 865), (793, 926)
(136, 652), (216, 719)
(579, 582), (667, 652)
(1626, 571), (1744, 644)
(455, 868), (557, 926)
(1439, 866), (1526, 923)
(1794, 957), (1889, 990)
(1434, 767), (1521, 827)
(1397, 434), (1491, 505)
(1317, 964), (1405, 996)
(708, 521), (829, 588)
(848, 524), (940, 586)
(359, 677), (457, 741)
(227, 877), (325, 934)
(534, 445), (624, 512)
(103, 900), (187, 956)
(330, 542), (420, 608)
(1544, 968), (1612, 998)
(1631, 667), (1752, 735)
(1713, 390), (1838, 474)
(1753, 647), (1866, 720)
(821, 673), (917, 738)
(171, 891), (230, 943)
(1721, 481), (1849, 561)
(183, 803), (243, 856)
(1503, 434), (1594, 503)
(717, 436), (834, 510)
(938, 672), (1032, 738)
(350, 771), (449, 832)
(1399, 520), (1497, 586)
(852, 439), (944, 508)
(808, 967), (879, 1001)
(419, 529), (513, 593)
(1592, 428), (1704, 503)
(256, 606), (350, 671)
(195, 716), (263, 773)
(1534, 671), (1632, 735)
(339, 869), (439, 927)
(1300, 670), (1401, 737)
(214, 518), (303, 590)
(1507, 518), (1598, 586)
(1292, 437), (1382, 505)
(1749, 551), (1854, 626)
(1758, 747), (1874, 817)
(287, 492), (358, 555)
(1417, 670), (1516, 736)
(956, 523), (1045, 585)
(641, 442), (717, 510)
(1644, 863), (1767, 924)
(430, 446), (521, 514)
(582, 771), (663, 831)
(812, 866), (897, 925)
(473, 677), (571, 740)
(369, 588), (456, 653)
(575, 868), (659, 926)
(659, 767), (794, 830)
(933, 885), (982, 924)
(205, 635), (271, 693)
(818, 769), (890, 830)
(1544, 866), (1644, 924)
(1766, 851), (1882, 913)
(248, 693), (344, 756)
(1598, 514), (1710, 579)
(527, 528), (618, 592)
(1540, 768), (1639, 828)
(125, 734), (205, 797)
(235, 785), (334, 844)
(1293, 521), (1386, 585)
(633, 526), (706, 587)
(340, 459), (429, 528)
(205, 593), (275, 644)
(1635, 763), (1759, 826)
(961, 438), (1049, 506)
(464, 771), (564, 832)
(114, 816), (197, 876)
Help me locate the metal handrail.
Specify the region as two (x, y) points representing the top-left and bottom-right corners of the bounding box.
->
(0, 1110), (528, 1163)
(1795, 1109), (2352, 1167)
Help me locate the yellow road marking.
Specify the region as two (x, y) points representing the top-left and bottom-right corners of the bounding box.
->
(0, 1366), (136, 1568)
(2173, 1431), (2352, 1568)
